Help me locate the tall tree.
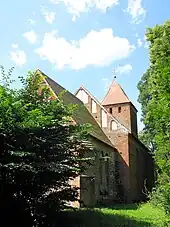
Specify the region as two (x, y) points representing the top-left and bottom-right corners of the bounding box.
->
(0, 68), (92, 226)
(138, 20), (170, 213)
(138, 69), (156, 152)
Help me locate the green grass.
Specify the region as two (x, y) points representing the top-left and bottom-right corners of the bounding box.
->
(100, 203), (168, 226)
(59, 203), (170, 227)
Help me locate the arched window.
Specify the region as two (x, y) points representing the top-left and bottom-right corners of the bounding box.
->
(111, 121), (118, 130)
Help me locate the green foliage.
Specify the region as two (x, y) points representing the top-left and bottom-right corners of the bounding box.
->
(138, 130), (155, 152)
(0, 67), (93, 226)
(137, 20), (170, 214)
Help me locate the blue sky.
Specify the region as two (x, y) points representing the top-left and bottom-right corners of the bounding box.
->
(1, 0), (170, 130)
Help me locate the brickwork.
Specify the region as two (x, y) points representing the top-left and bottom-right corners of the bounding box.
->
(82, 136), (117, 206)
(130, 105), (138, 136)
(69, 135), (117, 208)
(106, 132), (131, 203)
(128, 134), (154, 202)
(104, 103), (131, 131)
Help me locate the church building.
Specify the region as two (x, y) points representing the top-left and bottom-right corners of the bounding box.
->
(36, 69), (154, 207)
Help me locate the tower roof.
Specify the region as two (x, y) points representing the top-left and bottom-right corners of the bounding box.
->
(102, 81), (130, 105)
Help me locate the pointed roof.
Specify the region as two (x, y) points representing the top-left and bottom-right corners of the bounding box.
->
(102, 81), (130, 106)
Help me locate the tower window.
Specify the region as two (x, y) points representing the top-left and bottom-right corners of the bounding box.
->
(118, 106), (121, 113)
(109, 108), (112, 114)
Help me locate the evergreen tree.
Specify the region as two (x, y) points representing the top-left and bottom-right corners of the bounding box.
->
(0, 68), (92, 226)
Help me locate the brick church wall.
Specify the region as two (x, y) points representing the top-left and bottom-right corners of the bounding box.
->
(106, 132), (154, 203)
(107, 132), (131, 203)
(130, 106), (138, 136)
(128, 134), (155, 202)
(69, 135), (117, 208)
(85, 136), (117, 206)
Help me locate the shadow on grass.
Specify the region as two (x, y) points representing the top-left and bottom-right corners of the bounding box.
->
(97, 203), (139, 210)
(56, 209), (152, 227)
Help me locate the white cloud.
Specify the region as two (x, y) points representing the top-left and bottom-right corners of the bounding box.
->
(50, 0), (119, 20)
(144, 42), (149, 49)
(72, 15), (77, 22)
(41, 6), (56, 24)
(137, 38), (143, 47)
(12, 43), (19, 49)
(143, 35), (149, 49)
(143, 35), (147, 40)
(9, 45), (27, 67)
(126, 0), (146, 24)
(115, 64), (133, 75)
(36, 28), (135, 70)
(28, 19), (36, 25)
(102, 78), (111, 92)
(23, 30), (37, 44)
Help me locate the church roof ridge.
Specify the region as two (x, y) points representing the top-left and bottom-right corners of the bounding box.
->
(35, 69), (114, 148)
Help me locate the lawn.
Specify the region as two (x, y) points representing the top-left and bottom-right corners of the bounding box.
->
(59, 203), (169, 227)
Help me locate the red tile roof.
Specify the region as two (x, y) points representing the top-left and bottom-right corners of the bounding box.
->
(102, 81), (130, 105)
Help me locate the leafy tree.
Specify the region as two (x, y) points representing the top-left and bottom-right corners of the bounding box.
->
(138, 20), (170, 213)
(0, 68), (93, 226)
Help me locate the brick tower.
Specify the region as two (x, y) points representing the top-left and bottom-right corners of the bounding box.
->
(102, 81), (138, 137)
(102, 81), (139, 203)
